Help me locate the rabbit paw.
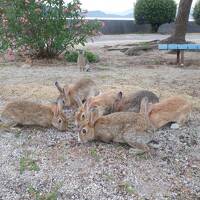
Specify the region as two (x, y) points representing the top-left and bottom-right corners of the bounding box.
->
(170, 123), (180, 130)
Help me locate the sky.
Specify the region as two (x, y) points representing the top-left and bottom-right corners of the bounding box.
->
(67, 0), (198, 13)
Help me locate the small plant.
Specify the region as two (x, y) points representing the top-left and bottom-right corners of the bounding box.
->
(64, 51), (78, 62)
(134, 0), (177, 32)
(193, 0), (200, 25)
(119, 181), (136, 195)
(65, 50), (99, 63)
(28, 185), (59, 200)
(20, 157), (40, 174)
(103, 173), (115, 182)
(27, 186), (41, 200)
(140, 42), (150, 50)
(85, 51), (99, 63)
(90, 147), (100, 161)
(15, 129), (22, 138)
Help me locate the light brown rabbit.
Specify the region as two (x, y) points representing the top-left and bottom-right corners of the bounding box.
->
(147, 96), (191, 129)
(77, 49), (88, 72)
(112, 90), (159, 113)
(55, 78), (99, 109)
(0, 100), (68, 131)
(75, 91), (117, 127)
(78, 98), (153, 153)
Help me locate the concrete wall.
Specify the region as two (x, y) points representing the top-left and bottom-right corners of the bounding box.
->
(96, 19), (200, 35)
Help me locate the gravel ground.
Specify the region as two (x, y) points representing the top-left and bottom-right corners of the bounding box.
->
(0, 37), (200, 200)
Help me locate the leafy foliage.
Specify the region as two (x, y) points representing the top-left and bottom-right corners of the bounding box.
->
(65, 50), (99, 63)
(193, 0), (200, 25)
(0, 0), (102, 58)
(134, 0), (177, 32)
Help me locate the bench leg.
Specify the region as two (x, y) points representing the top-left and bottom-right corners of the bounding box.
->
(180, 51), (184, 66)
(176, 50), (180, 65)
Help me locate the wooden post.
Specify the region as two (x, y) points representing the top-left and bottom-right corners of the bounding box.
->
(177, 50), (180, 65)
(180, 50), (184, 66)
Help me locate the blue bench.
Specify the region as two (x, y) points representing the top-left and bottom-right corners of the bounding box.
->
(158, 44), (200, 65)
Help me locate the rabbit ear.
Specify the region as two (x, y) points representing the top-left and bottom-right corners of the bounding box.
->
(117, 91), (123, 100)
(88, 108), (99, 126)
(55, 81), (64, 94)
(57, 98), (64, 112)
(140, 97), (149, 115)
(51, 103), (59, 116)
(83, 101), (88, 111)
(74, 95), (82, 107)
(86, 97), (93, 112)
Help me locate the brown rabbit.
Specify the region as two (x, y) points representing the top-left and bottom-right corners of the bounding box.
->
(75, 90), (159, 128)
(78, 98), (153, 153)
(146, 96), (191, 129)
(0, 100), (68, 131)
(112, 90), (159, 113)
(75, 91), (118, 127)
(77, 49), (88, 72)
(55, 78), (99, 109)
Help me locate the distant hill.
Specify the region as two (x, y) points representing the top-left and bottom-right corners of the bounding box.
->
(86, 10), (133, 19)
(115, 9), (133, 16)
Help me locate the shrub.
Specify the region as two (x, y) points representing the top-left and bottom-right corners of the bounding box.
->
(0, 0), (102, 58)
(85, 51), (99, 63)
(193, 0), (200, 25)
(65, 51), (78, 62)
(134, 0), (177, 32)
(65, 50), (99, 63)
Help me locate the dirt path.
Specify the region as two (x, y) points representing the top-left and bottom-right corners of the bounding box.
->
(0, 40), (200, 199)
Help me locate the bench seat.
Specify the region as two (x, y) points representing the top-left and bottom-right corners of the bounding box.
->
(159, 44), (200, 50)
(158, 43), (200, 65)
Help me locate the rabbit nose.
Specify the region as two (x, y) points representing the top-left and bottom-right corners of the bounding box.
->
(64, 106), (73, 112)
(74, 126), (81, 133)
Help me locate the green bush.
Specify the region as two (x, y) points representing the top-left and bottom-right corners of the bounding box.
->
(65, 50), (99, 63)
(0, 0), (102, 58)
(193, 0), (200, 25)
(134, 0), (177, 32)
(85, 51), (99, 63)
(65, 51), (78, 62)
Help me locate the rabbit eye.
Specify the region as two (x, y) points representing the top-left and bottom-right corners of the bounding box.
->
(81, 114), (85, 120)
(58, 119), (62, 123)
(62, 100), (65, 104)
(82, 128), (87, 134)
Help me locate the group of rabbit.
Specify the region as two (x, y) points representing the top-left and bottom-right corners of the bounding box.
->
(0, 78), (191, 153)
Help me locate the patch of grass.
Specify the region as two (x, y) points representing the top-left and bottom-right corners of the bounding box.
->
(139, 42), (150, 49)
(153, 59), (161, 65)
(27, 185), (60, 200)
(15, 129), (22, 138)
(135, 152), (149, 160)
(119, 181), (136, 195)
(45, 191), (57, 200)
(27, 186), (41, 200)
(90, 147), (100, 161)
(97, 74), (111, 79)
(20, 157), (40, 174)
(103, 173), (115, 182)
